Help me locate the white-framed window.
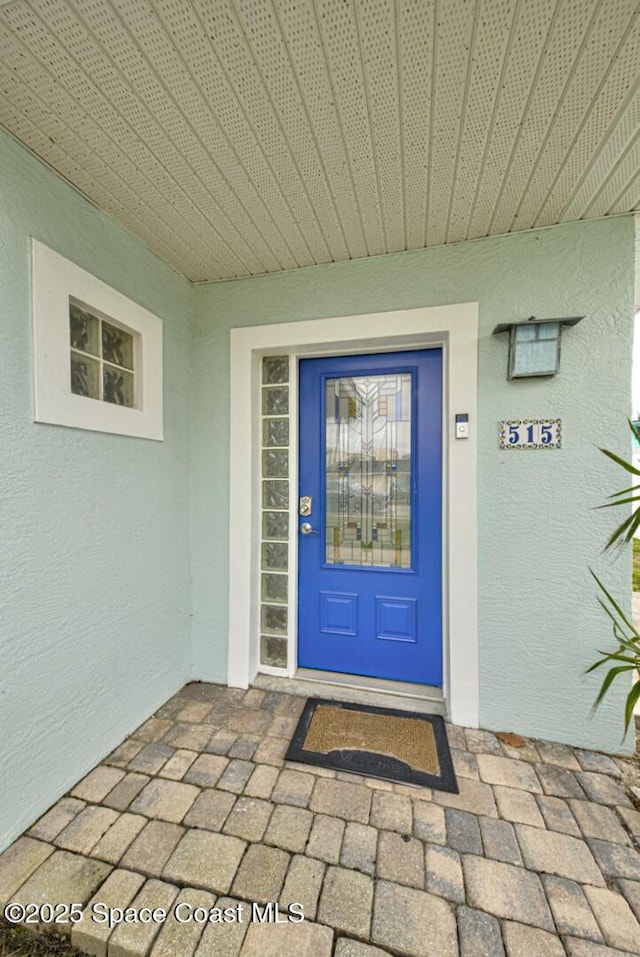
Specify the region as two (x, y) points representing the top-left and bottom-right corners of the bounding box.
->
(32, 240), (163, 440)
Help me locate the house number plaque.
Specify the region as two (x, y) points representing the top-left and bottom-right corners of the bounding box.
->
(499, 418), (562, 449)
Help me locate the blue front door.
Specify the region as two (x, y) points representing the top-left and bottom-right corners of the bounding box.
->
(298, 349), (443, 686)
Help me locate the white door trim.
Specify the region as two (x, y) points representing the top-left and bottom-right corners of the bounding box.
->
(228, 303), (479, 728)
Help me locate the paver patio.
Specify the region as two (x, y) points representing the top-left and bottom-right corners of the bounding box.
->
(1, 682), (639, 957)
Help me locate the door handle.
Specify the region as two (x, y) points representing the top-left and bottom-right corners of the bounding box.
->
(300, 522), (319, 535)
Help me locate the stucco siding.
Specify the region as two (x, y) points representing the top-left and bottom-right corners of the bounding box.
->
(0, 130), (194, 852)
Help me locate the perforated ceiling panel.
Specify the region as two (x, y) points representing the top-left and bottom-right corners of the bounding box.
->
(0, 0), (637, 281)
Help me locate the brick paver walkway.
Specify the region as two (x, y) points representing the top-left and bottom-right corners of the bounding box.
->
(1, 682), (639, 956)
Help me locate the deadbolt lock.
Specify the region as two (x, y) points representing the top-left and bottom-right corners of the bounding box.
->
(299, 496), (312, 517)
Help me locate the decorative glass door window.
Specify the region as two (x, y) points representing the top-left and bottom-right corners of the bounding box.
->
(325, 373), (412, 568)
(69, 299), (137, 408)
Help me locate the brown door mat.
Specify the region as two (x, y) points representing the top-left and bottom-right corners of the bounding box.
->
(285, 698), (458, 792)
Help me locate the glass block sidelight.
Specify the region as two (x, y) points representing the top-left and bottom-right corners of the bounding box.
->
(262, 387), (289, 416)
(261, 635), (288, 669)
(262, 573), (288, 603)
(260, 355), (291, 669)
(263, 449), (288, 477)
(263, 480), (288, 510)
(261, 604), (288, 635)
(262, 356), (289, 384)
(263, 418), (289, 447)
(263, 511), (289, 540)
(262, 542), (288, 572)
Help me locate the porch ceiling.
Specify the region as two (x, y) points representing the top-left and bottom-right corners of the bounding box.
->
(0, 1), (638, 283)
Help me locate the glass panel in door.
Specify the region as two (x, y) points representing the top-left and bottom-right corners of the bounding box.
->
(325, 373), (412, 568)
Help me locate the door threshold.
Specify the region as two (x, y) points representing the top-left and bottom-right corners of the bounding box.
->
(253, 669), (446, 716)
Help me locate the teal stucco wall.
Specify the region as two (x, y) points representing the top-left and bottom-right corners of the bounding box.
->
(0, 130), (194, 852)
(192, 215), (635, 754)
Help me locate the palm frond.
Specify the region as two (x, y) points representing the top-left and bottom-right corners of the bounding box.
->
(623, 679), (640, 734)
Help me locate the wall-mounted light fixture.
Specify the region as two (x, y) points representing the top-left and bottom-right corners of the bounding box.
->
(492, 315), (584, 379)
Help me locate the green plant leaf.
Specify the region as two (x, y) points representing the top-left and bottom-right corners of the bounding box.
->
(626, 508), (640, 539)
(594, 665), (634, 709)
(623, 679), (640, 734)
(600, 447), (640, 475)
(585, 656), (609, 674)
(591, 571), (635, 631)
(590, 650), (636, 666)
(589, 432), (640, 731)
(604, 514), (635, 549)
(607, 484), (640, 498)
(594, 607), (639, 653)
(598, 496), (640, 508)
(604, 513), (637, 549)
(604, 654), (637, 665)
(595, 600), (634, 644)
